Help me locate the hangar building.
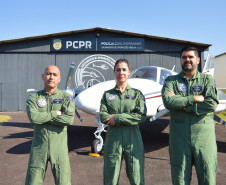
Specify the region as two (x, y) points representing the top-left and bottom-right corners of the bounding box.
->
(0, 27), (210, 111)
(214, 52), (226, 89)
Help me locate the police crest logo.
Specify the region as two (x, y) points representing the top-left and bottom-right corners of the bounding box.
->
(53, 39), (62, 50)
(37, 98), (47, 107)
(178, 83), (187, 92)
(108, 94), (118, 101)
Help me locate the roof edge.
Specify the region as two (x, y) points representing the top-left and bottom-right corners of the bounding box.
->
(0, 27), (211, 47)
(215, 52), (226, 58)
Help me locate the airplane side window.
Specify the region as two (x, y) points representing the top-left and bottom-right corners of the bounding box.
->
(160, 70), (172, 85)
(130, 67), (157, 82)
(134, 71), (145, 78)
(142, 69), (157, 81)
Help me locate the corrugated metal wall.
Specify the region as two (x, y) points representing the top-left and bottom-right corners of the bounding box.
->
(0, 52), (181, 111)
(0, 53), (55, 111)
(0, 30), (207, 111)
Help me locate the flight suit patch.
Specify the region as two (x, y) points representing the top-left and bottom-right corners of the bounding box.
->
(108, 94), (118, 101)
(52, 98), (64, 104)
(67, 96), (74, 102)
(191, 85), (203, 92)
(178, 83), (187, 92)
(37, 98), (47, 107)
(140, 93), (146, 101)
(125, 94), (135, 99)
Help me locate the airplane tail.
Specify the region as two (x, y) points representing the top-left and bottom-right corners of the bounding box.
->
(202, 53), (215, 76)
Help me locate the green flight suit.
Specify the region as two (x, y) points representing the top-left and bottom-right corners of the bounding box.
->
(100, 85), (147, 185)
(162, 71), (219, 185)
(25, 88), (75, 185)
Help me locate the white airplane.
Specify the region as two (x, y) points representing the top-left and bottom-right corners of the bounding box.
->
(74, 54), (226, 153)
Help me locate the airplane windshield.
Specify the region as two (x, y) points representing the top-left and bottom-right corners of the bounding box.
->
(159, 69), (173, 85)
(130, 67), (157, 82)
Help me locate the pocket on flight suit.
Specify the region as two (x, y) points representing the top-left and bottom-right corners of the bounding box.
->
(53, 162), (71, 185)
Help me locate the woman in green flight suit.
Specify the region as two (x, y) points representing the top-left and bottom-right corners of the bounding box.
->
(100, 59), (147, 185)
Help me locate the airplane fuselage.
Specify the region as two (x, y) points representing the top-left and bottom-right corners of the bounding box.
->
(75, 78), (163, 117)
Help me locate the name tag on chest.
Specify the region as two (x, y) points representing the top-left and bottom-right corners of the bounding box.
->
(52, 98), (64, 104)
(125, 95), (135, 99)
(191, 85), (203, 92)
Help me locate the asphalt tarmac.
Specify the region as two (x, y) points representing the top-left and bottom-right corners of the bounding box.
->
(0, 111), (226, 185)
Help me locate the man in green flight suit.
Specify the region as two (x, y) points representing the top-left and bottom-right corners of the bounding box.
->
(162, 46), (219, 185)
(25, 65), (75, 185)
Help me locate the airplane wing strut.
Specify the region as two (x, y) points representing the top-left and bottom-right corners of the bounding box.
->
(150, 109), (169, 122)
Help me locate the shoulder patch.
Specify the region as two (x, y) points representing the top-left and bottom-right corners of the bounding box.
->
(68, 96), (74, 102)
(141, 93), (145, 101)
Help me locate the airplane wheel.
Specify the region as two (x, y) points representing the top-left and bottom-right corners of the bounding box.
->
(91, 139), (102, 154)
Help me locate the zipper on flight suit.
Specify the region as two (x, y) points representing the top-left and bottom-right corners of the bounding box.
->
(46, 94), (51, 159)
(118, 91), (125, 153)
(186, 79), (191, 96)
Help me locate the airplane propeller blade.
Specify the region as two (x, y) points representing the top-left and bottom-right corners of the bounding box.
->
(65, 62), (75, 90)
(64, 62), (83, 123)
(75, 108), (83, 123)
(214, 114), (226, 126)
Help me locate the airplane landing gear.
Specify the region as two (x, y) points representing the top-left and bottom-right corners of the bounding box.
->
(91, 117), (107, 154)
(91, 139), (102, 154)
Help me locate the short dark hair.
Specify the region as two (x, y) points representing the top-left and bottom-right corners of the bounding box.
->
(114, 59), (131, 71)
(180, 46), (199, 58)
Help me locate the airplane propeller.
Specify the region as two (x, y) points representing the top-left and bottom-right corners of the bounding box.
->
(65, 62), (75, 90)
(65, 62), (83, 123)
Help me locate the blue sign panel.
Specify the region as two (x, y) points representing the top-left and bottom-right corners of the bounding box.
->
(50, 38), (144, 52)
(51, 38), (96, 51)
(97, 38), (144, 51)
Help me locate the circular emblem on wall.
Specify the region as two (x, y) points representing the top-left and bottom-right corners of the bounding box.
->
(53, 39), (62, 50)
(75, 55), (116, 88)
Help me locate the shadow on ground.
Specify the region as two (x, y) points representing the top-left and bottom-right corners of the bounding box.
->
(4, 118), (226, 155)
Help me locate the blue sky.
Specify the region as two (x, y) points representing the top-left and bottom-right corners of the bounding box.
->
(1, 0), (225, 56)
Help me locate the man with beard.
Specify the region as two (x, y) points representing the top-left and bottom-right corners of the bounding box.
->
(162, 46), (219, 185)
(25, 65), (75, 185)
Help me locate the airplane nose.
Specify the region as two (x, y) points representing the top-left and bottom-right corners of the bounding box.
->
(75, 92), (98, 115)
